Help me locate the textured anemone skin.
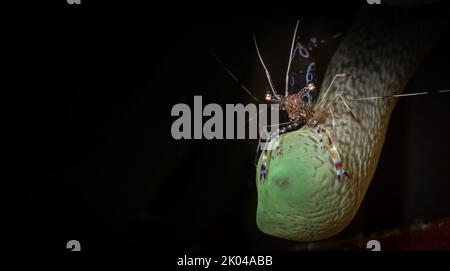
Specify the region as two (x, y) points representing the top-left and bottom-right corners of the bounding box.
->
(255, 10), (444, 241)
(256, 129), (360, 241)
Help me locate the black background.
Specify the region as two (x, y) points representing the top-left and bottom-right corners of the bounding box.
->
(9, 1), (450, 251)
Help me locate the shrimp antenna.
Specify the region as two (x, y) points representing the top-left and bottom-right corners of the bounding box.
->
(210, 51), (262, 103)
(253, 34), (279, 99)
(285, 20), (300, 97)
(350, 89), (450, 101)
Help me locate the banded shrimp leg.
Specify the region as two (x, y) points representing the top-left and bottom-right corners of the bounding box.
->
(313, 123), (351, 181)
(313, 87), (358, 181)
(257, 120), (303, 179)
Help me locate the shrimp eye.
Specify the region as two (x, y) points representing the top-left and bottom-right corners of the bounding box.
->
(265, 91), (272, 102)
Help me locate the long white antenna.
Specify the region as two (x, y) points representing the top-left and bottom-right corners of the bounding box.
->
(350, 89), (450, 101)
(285, 20), (300, 97)
(210, 52), (262, 103)
(253, 34), (279, 99)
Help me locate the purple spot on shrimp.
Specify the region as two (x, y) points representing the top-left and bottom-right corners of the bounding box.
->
(300, 46), (309, 58)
